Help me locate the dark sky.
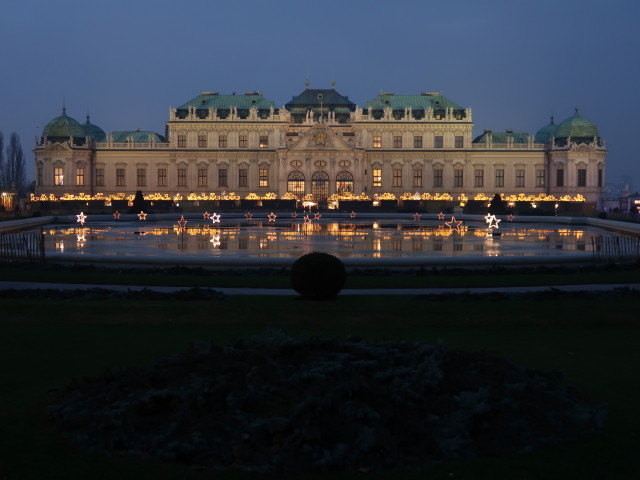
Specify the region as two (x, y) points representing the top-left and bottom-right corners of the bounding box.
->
(1, 0), (638, 186)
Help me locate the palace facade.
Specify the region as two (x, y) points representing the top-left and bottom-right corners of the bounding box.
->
(34, 86), (607, 206)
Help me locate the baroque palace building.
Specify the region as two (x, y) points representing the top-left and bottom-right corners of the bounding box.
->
(34, 85), (607, 206)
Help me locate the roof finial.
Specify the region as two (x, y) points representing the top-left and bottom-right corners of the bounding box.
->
(331, 72), (335, 89)
(575, 106), (580, 116)
(305, 71), (310, 88)
(550, 115), (555, 124)
(62, 96), (66, 115)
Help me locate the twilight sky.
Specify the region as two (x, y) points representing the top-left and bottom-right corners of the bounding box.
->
(1, 0), (638, 188)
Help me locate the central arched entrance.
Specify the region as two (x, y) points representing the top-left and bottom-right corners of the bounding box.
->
(336, 171), (354, 195)
(287, 171), (305, 197)
(311, 171), (329, 201)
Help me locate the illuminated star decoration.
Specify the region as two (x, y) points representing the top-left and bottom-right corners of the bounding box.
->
(314, 212), (322, 220)
(303, 215), (312, 224)
(177, 215), (188, 231)
(506, 213), (515, 221)
(245, 212), (253, 220)
(291, 211), (298, 218)
(484, 213), (494, 225)
(137, 211), (147, 221)
(445, 216), (463, 231)
(268, 212), (277, 222)
(203, 211), (211, 219)
(76, 212), (87, 225)
(413, 212), (421, 221)
(437, 212), (445, 220)
(211, 212), (221, 224)
(113, 211), (121, 220)
(487, 214), (501, 229)
(349, 211), (356, 219)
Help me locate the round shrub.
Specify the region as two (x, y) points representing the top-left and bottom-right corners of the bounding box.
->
(290, 251), (346, 300)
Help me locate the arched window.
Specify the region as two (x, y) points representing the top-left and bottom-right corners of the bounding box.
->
(311, 171), (330, 201)
(287, 171), (305, 197)
(336, 171), (354, 195)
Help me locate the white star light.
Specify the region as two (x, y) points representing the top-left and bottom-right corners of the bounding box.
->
(76, 212), (87, 225)
(211, 213), (221, 224)
(487, 215), (501, 229)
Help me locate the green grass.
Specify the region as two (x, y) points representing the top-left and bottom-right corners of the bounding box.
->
(1, 295), (639, 479)
(1, 263), (640, 289)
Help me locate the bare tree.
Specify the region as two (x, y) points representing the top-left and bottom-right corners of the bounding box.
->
(5, 132), (26, 196)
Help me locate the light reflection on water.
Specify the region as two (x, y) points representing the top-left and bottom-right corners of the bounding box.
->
(42, 220), (598, 258)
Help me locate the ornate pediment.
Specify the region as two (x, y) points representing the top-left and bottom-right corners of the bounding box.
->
(570, 143), (597, 153)
(45, 142), (72, 151)
(287, 126), (354, 153)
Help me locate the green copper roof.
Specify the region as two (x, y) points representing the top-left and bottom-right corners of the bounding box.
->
(43, 108), (85, 140)
(472, 131), (531, 144)
(554, 109), (599, 139)
(285, 89), (356, 110)
(364, 93), (464, 112)
(534, 117), (557, 143)
(178, 92), (276, 111)
(82, 115), (107, 142)
(111, 131), (166, 143)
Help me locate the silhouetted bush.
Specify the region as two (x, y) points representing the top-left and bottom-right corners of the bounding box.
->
(291, 252), (346, 300)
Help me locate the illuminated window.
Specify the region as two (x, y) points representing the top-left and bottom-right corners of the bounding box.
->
(557, 168), (564, 187)
(455, 136), (464, 148)
(373, 168), (382, 187)
(474, 169), (484, 188)
(136, 168), (146, 187)
(434, 135), (443, 148)
(198, 168), (207, 187)
(433, 169), (443, 187)
(116, 168), (125, 187)
(54, 167), (64, 186)
(577, 168), (587, 187)
(198, 135), (207, 148)
(536, 169), (545, 187)
(177, 135), (186, 148)
(288, 171), (305, 196)
(414, 136), (422, 148)
(454, 169), (463, 187)
(413, 168), (422, 188)
(495, 169), (504, 187)
(239, 134), (248, 148)
(373, 135), (382, 148)
(95, 168), (104, 187)
(259, 168), (269, 187)
(393, 168), (402, 187)
(76, 167), (85, 186)
(178, 168), (187, 187)
(158, 168), (167, 187)
(516, 169), (525, 187)
(218, 168), (227, 187)
(393, 136), (402, 148)
(218, 135), (227, 148)
(259, 135), (268, 148)
(239, 168), (248, 187)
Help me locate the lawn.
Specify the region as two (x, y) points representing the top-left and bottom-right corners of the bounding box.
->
(0, 294), (639, 479)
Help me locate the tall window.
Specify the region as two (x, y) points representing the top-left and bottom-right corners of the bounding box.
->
(434, 135), (444, 148)
(54, 167), (64, 186)
(414, 136), (423, 148)
(259, 168), (269, 187)
(474, 169), (484, 188)
(598, 169), (603, 187)
(393, 168), (402, 187)
(95, 168), (104, 187)
(516, 169), (525, 187)
(76, 167), (85, 186)
(373, 168), (382, 187)
(259, 135), (268, 148)
(158, 168), (167, 187)
(455, 136), (464, 148)
(557, 168), (564, 187)
(218, 168), (227, 187)
(116, 168), (125, 187)
(239, 168), (248, 187)
(336, 171), (354, 194)
(288, 171), (305, 196)
(373, 135), (382, 148)
(433, 169), (443, 187)
(178, 168), (187, 187)
(454, 169), (463, 187)
(536, 169), (545, 187)
(239, 134), (248, 148)
(495, 169), (504, 188)
(219, 135), (227, 148)
(198, 168), (207, 187)
(577, 168), (587, 187)
(177, 135), (186, 148)
(37, 166), (43, 186)
(393, 136), (402, 148)
(198, 135), (207, 148)
(136, 168), (146, 187)
(413, 168), (422, 188)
